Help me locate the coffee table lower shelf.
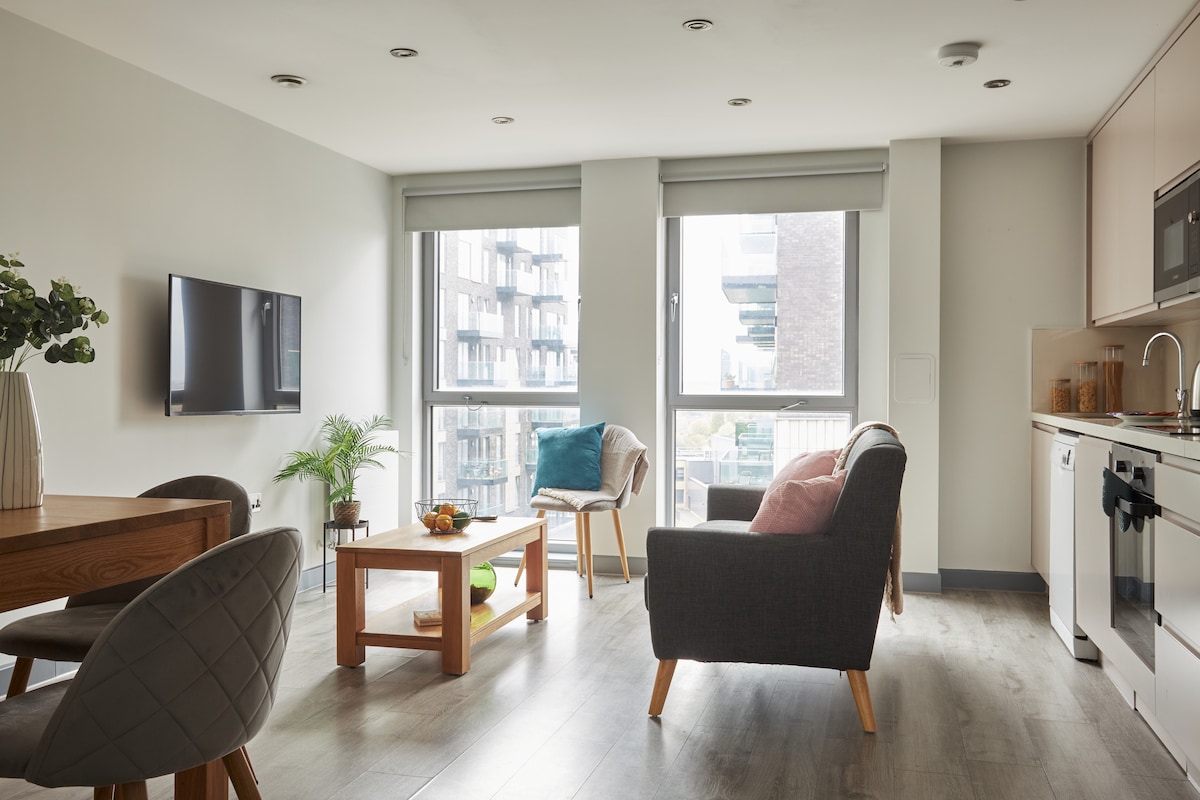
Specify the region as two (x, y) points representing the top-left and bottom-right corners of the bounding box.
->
(355, 584), (542, 652)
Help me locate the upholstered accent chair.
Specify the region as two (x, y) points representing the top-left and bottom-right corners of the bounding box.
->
(644, 428), (906, 732)
(0, 526), (301, 799)
(0, 475), (253, 698)
(516, 423), (648, 597)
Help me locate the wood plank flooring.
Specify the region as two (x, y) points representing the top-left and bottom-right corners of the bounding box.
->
(4, 568), (1199, 800)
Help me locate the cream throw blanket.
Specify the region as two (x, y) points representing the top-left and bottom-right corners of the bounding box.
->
(835, 421), (904, 617)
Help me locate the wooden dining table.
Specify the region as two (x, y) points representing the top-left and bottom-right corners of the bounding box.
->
(0, 494), (232, 800)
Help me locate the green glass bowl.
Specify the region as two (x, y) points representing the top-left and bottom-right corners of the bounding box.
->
(470, 562), (497, 604)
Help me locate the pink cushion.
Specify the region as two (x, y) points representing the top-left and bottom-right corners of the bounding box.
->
(765, 449), (840, 493)
(749, 470), (847, 534)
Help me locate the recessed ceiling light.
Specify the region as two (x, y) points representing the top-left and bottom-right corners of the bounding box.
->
(984, 78), (1012, 89)
(492, 116), (515, 125)
(390, 48), (419, 58)
(727, 98), (752, 106)
(683, 19), (713, 31)
(270, 74), (307, 88)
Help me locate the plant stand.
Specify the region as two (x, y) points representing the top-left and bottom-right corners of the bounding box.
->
(323, 520), (369, 592)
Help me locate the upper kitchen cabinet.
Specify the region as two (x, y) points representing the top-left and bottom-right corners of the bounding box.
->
(1155, 16), (1200, 192)
(1091, 74), (1157, 324)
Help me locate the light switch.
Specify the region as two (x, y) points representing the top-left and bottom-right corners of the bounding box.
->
(894, 354), (936, 404)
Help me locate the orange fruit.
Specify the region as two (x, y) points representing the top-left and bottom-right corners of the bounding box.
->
(423, 512), (438, 529)
(435, 513), (454, 532)
(438, 503), (457, 516)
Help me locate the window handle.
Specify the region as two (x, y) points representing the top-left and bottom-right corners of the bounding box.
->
(780, 400), (808, 411)
(670, 292), (679, 323)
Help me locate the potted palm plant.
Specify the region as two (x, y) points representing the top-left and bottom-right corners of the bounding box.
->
(273, 414), (400, 524)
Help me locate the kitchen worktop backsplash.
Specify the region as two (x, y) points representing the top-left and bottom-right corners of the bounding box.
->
(1031, 326), (1178, 415)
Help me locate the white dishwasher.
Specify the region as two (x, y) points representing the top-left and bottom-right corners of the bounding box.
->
(1049, 430), (1099, 660)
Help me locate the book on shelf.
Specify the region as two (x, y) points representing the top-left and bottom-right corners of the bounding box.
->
(413, 608), (442, 627)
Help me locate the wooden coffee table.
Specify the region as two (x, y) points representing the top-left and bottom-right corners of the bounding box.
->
(335, 516), (547, 675)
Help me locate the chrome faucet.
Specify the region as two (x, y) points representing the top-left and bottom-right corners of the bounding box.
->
(1142, 331), (1189, 420)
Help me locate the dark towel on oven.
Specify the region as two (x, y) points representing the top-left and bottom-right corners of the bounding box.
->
(1102, 467), (1137, 532)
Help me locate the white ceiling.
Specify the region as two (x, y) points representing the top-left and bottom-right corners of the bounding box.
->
(1, 0), (1195, 176)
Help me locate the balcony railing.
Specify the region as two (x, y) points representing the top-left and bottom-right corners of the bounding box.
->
(458, 361), (507, 386)
(457, 311), (504, 339)
(455, 407), (506, 430)
(496, 269), (540, 296)
(527, 364), (578, 387)
(531, 326), (578, 348)
(458, 459), (508, 481)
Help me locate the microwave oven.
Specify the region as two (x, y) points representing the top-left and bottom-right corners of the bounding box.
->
(1154, 169), (1200, 302)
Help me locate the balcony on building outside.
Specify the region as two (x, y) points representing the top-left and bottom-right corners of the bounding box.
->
(455, 407), (506, 436)
(736, 324), (776, 348)
(458, 361), (507, 387)
(529, 408), (576, 429)
(496, 268), (540, 297)
(458, 458), (509, 484)
(721, 275), (778, 305)
(531, 326), (577, 348)
(534, 280), (567, 303)
(526, 364), (577, 388)
(738, 304), (776, 327)
(457, 311), (504, 339)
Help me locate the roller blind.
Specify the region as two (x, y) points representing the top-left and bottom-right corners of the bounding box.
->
(662, 170), (884, 216)
(403, 186), (581, 232)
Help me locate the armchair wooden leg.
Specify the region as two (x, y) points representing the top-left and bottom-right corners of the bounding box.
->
(649, 659), (677, 717)
(223, 746), (263, 799)
(582, 513), (594, 598)
(574, 514), (584, 576)
(6, 656), (32, 697)
(114, 782), (148, 800)
(611, 509), (630, 582)
(94, 787), (115, 800)
(846, 669), (877, 733)
(513, 510), (546, 586)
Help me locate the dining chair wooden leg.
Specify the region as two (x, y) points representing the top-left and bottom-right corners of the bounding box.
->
(846, 669), (877, 733)
(582, 513), (594, 598)
(223, 746), (263, 799)
(611, 508), (630, 582)
(114, 781), (149, 800)
(513, 509), (545, 586)
(649, 659), (677, 717)
(6, 655), (32, 697)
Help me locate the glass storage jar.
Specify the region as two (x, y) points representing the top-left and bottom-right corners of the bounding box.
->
(1103, 345), (1124, 413)
(1077, 361), (1098, 412)
(1051, 378), (1071, 413)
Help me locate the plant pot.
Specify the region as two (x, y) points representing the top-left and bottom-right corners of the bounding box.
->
(0, 372), (43, 509)
(332, 500), (361, 525)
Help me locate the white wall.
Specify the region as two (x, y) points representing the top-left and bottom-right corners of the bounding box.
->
(940, 139), (1087, 572)
(0, 11), (393, 603)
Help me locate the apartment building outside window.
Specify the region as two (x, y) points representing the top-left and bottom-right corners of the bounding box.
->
(667, 212), (859, 525)
(422, 227), (582, 547)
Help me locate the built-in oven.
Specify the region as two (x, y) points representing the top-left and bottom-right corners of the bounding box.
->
(1107, 443), (1160, 669)
(1153, 168), (1200, 302)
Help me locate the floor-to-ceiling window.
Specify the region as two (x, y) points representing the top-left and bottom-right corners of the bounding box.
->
(420, 226), (583, 550)
(667, 211), (859, 524)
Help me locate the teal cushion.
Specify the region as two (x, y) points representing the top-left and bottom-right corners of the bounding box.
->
(531, 422), (606, 496)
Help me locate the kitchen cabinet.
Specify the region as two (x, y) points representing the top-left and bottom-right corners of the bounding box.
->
(1090, 73), (1156, 324)
(1031, 426), (1052, 579)
(1155, 16), (1200, 192)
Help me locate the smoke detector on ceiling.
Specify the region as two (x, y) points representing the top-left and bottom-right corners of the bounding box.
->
(937, 42), (980, 68)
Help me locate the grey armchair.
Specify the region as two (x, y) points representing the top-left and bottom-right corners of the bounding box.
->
(644, 428), (906, 732)
(0, 474), (253, 698)
(0, 526), (301, 798)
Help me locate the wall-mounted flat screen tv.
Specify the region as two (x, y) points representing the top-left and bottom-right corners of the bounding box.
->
(167, 274), (301, 416)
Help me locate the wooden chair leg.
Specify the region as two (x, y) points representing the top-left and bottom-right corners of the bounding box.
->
(242, 745), (257, 783)
(223, 746), (263, 799)
(649, 659), (677, 717)
(582, 513), (594, 598)
(611, 508), (630, 582)
(574, 514), (584, 576)
(846, 669), (877, 733)
(514, 509), (545, 586)
(6, 656), (32, 697)
(94, 787), (115, 800)
(114, 782), (149, 800)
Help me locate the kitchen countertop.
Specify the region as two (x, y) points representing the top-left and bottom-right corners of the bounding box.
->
(1033, 412), (1200, 459)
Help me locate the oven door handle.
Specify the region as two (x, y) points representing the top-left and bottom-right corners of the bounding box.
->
(1115, 493), (1159, 518)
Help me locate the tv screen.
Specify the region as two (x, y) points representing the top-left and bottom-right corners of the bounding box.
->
(167, 274), (301, 416)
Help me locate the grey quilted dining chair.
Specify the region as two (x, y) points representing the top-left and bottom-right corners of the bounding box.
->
(0, 525), (302, 799)
(0, 474), (253, 698)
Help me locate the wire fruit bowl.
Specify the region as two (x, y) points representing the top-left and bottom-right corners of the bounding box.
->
(414, 499), (477, 533)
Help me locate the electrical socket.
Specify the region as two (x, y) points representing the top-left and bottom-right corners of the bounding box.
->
(249, 492), (263, 513)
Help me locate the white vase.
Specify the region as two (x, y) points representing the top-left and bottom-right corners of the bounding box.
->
(0, 372), (44, 509)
